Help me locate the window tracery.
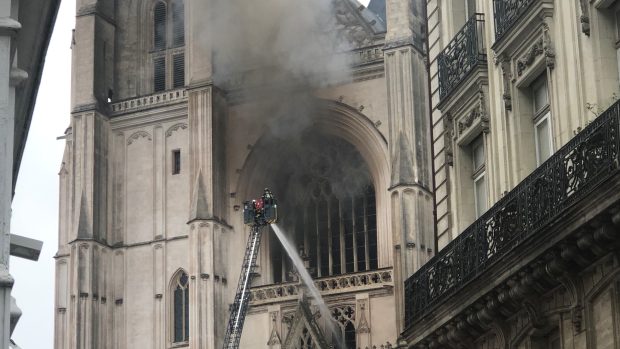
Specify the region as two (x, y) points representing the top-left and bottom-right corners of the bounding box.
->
(172, 271), (189, 343)
(269, 135), (378, 283)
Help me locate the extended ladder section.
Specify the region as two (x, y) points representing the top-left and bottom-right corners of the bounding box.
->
(223, 188), (277, 349)
(222, 225), (264, 349)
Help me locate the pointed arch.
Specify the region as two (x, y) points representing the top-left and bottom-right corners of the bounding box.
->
(170, 268), (189, 343)
(330, 305), (356, 349)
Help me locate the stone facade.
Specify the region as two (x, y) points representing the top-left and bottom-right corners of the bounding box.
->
(54, 0), (434, 348)
(401, 0), (620, 348)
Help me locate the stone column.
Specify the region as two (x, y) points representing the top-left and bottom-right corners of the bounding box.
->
(187, 84), (228, 349)
(61, 0), (116, 346)
(0, 0), (20, 346)
(384, 0), (435, 333)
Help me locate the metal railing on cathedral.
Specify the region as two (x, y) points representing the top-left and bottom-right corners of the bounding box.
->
(493, 0), (536, 41)
(437, 14), (486, 101)
(404, 100), (620, 328)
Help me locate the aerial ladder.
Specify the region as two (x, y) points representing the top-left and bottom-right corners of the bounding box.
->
(223, 188), (278, 349)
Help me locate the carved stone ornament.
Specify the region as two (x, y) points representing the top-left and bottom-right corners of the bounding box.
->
(267, 312), (282, 346)
(165, 123), (188, 137)
(443, 112), (454, 167)
(496, 54), (513, 111)
(542, 23), (556, 70)
(126, 130), (152, 145)
(516, 25), (555, 77)
(457, 87), (489, 136)
(516, 38), (544, 77)
(357, 300), (370, 333)
(579, 0), (590, 36)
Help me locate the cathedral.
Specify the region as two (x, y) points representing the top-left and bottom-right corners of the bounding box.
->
(54, 0), (431, 348)
(54, 0), (620, 348)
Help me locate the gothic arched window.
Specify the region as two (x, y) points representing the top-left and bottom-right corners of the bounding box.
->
(172, 271), (189, 343)
(331, 305), (356, 349)
(151, 0), (185, 92)
(269, 135), (378, 283)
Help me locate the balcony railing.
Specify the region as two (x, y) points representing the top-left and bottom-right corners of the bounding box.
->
(110, 88), (187, 115)
(438, 14), (486, 101)
(493, 0), (536, 41)
(404, 101), (620, 328)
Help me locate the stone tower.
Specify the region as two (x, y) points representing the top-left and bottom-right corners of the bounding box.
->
(54, 0), (434, 348)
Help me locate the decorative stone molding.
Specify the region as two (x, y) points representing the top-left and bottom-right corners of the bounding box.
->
(126, 130), (152, 145)
(457, 107), (488, 136)
(250, 268), (393, 305)
(110, 88), (187, 115)
(267, 311), (282, 346)
(496, 54), (513, 111)
(579, 0), (590, 36)
(357, 300), (370, 333)
(542, 23), (556, 70)
(443, 113), (454, 167)
(454, 87), (490, 145)
(165, 123), (188, 137)
(516, 25), (555, 77)
(516, 38), (543, 77)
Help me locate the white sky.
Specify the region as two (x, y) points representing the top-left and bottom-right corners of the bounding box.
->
(10, 0), (371, 347)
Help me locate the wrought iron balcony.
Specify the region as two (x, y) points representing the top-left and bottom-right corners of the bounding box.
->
(493, 0), (536, 41)
(404, 101), (620, 328)
(437, 14), (486, 101)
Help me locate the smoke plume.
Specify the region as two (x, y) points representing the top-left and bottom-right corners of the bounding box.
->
(208, 0), (352, 90)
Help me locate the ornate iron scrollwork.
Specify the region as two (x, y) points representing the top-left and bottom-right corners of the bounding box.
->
(493, 0), (536, 41)
(404, 101), (620, 328)
(438, 14), (486, 100)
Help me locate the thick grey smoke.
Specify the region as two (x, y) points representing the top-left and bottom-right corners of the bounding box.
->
(208, 0), (352, 90)
(208, 0), (373, 207)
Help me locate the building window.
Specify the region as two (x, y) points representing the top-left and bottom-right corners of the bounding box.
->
(172, 271), (189, 343)
(472, 136), (487, 218)
(271, 186), (378, 283)
(172, 149), (181, 175)
(172, 0), (185, 47)
(151, 0), (185, 92)
(331, 306), (356, 349)
(153, 1), (167, 50)
(173, 53), (185, 88)
(532, 75), (552, 165)
(153, 56), (166, 92)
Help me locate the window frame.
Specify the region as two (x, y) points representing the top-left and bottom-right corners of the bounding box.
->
(471, 136), (487, 218)
(151, 0), (185, 93)
(171, 270), (190, 345)
(172, 149), (181, 175)
(531, 75), (553, 165)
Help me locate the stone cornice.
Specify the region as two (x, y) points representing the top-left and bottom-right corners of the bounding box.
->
(66, 234), (190, 250)
(383, 37), (425, 56)
(187, 217), (233, 230)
